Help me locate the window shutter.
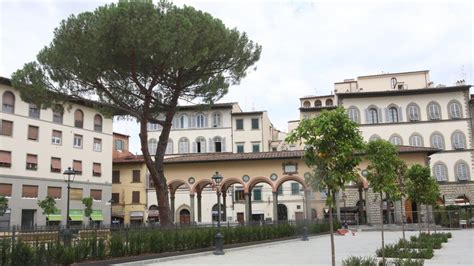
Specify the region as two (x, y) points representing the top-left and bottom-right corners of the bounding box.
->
(1, 120), (13, 136)
(93, 163), (101, 174)
(384, 108), (389, 123)
(204, 114), (208, 127)
(378, 108), (383, 123)
(201, 139), (206, 152)
(222, 137), (226, 152)
(209, 138), (215, 152)
(51, 157), (61, 170)
(192, 142), (197, 153)
(26, 154), (37, 164)
(28, 126), (39, 140)
(0, 183), (12, 197)
(0, 151), (11, 164)
(73, 160), (82, 172)
(22, 185), (38, 198)
(47, 186), (61, 199)
(90, 189), (102, 201)
(190, 115), (196, 128)
(365, 109), (369, 124)
(398, 107), (403, 122)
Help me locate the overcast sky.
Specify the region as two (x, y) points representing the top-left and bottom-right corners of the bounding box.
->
(1, 0), (472, 154)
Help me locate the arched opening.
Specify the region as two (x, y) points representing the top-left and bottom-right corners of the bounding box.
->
(303, 100), (310, 108)
(2, 91), (15, 113)
(311, 208), (317, 220)
(212, 204), (225, 222)
(325, 99), (333, 106)
(148, 205), (159, 224)
(314, 100), (322, 107)
(277, 204), (288, 221)
(74, 109), (84, 128)
(94, 114), (103, 132)
(179, 209), (191, 224)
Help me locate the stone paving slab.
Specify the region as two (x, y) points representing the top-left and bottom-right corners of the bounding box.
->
(116, 230), (474, 266)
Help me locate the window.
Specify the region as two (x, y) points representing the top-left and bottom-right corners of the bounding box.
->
(253, 187), (262, 201)
(0, 183), (12, 197)
(448, 100), (462, 119)
(2, 91), (15, 113)
(93, 138), (102, 152)
(74, 109), (84, 128)
(369, 135), (381, 142)
(347, 107), (360, 123)
(303, 101), (311, 108)
(430, 133), (445, 149)
(179, 114), (188, 129)
(147, 122), (160, 131)
(26, 154), (38, 170)
(132, 191), (140, 203)
(277, 185), (283, 195)
(0, 120), (13, 136)
(28, 125), (39, 141)
(166, 139), (173, 154)
(236, 119), (244, 130)
(427, 102), (441, 120)
(367, 108), (379, 124)
(325, 99), (333, 106)
(455, 161), (470, 181)
(70, 188), (83, 200)
(92, 163), (101, 177)
(212, 112), (222, 127)
(90, 189), (102, 201)
(47, 186), (61, 199)
(193, 137), (206, 153)
(291, 183), (300, 195)
(451, 131), (466, 149)
(52, 107), (63, 124)
(29, 103), (40, 119)
(433, 163), (448, 182)
(0, 151), (12, 168)
(115, 139), (125, 151)
(196, 113), (206, 128)
(178, 137), (189, 153)
(148, 138), (157, 154)
(407, 103), (420, 121)
(236, 143), (244, 153)
(132, 170), (141, 183)
(73, 160), (82, 175)
(234, 189), (244, 201)
(22, 185), (38, 198)
(387, 107), (400, 123)
(252, 143), (260, 153)
(112, 170), (120, 183)
(409, 134), (424, 147)
(111, 193), (120, 203)
(314, 100), (322, 107)
(50, 157), (61, 173)
(251, 118), (259, 129)
(73, 134), (83, 148)
(94, 114), (103, 132)
(389, 134), (403, 145)
(51, 130), (62, 145)
(213, 136), (223, 152)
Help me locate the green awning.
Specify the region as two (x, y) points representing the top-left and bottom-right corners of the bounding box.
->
(90, 210), (103, 221)
(69, 209), (84, 221)
(46, 214), (62, 221)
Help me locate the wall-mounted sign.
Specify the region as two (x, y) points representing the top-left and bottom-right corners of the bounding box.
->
(282, 162), (298, 175)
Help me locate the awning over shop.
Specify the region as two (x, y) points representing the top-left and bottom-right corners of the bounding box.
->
(90, 210), (103, 221)
(69, 209), (84, 221)
(46, 214), (62, 221)
(130, 211), (144, 219)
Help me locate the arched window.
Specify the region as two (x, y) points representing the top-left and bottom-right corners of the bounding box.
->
(314, 100), (322, 107)
(166, 139), (173, 154)
(430, 133), (445, 149)
(193, 136), (206, 153)
(52, 105), (63, 124)
(406, 103), (421, 121)
(196, 113), (206, 128)
(389, 134), (403, 145)
(179, 114), (188, 129)
(212, 112), (222, 127)
(451, 131), (466, 149)
(433, 162), (448, 182)
(347, 107), (360, 123)
(148, 138), (158, 154)
(369, 135), (381, 142)
(427, 102), (442, 120)
(454, 161), (470, 181)
(325, 99), (333, 106)
(29, 103), (40, 119)
(367, 108), (379, 124)
(74, 109), (84, 128)
(212, 136), (224, 152)
(2, 91), (15, 113)
(387, 106), (399, 123)
(448, 100), (463, 119)
(409, 133), (424, 147)
(94, 114), (103, 132)
(303, 101), (311, 108)
(147, 122), (160, 131)
(178, 137), (189, 154)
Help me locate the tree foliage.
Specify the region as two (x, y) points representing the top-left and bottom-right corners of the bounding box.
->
(406, 164), (440, 206)
(11, 0), (261, 224)
(37, 196), (58, 216)
(0, 196), (8, 216)
(82, 197), (93, 218)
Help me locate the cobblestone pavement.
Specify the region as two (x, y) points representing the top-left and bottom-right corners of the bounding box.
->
(116, 230), (474, 266)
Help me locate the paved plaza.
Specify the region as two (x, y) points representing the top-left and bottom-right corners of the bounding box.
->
(116, 230), (474, 266)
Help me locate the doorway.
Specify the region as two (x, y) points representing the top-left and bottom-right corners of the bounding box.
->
(277, 204), (288, 221)
(179, 209), (190, 224)
(21, 209), (36, 228)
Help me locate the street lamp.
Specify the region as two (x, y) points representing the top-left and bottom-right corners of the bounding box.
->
(108, 199), (115, 226)
(212, 171), (225, 255)
(63, 167), (75, 245)
(342, 193), (347, 229)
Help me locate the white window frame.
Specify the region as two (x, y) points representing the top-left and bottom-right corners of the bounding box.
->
(407, 104), (420, 121)
(430, 133), (445, 149)
(455, 162), (469, 181)
(409, 134), (423, 147)
(73, 134), (83, 149)
(449, 101), (462, 119)
(428, 102), (441, 120)
(93, 138), (102, 152)
(452, 132), (465, 149)
(433, 163), (448, 182)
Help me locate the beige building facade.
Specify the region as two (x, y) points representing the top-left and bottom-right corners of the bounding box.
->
(0, 77), (113, 227)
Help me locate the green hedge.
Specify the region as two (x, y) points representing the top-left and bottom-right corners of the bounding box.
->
(0, 221), (337, 265)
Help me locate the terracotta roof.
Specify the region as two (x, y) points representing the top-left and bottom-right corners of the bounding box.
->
(337, 85), (471, 98)
(0, 76), (11, 86)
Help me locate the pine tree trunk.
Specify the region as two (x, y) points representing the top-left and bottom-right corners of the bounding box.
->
(380, 192), (385, 266)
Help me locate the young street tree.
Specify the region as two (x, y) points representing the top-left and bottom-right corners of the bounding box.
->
(286, 107), (365, 266)
(11, 1), (261, 224)
(38, 196), (59, 226)
(406, 164), (440, 234)
(365, 140), (403, 265)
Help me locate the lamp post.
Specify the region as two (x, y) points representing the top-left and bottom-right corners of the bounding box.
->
(108, 199), (115, 226)
(212, 171), (225, 255)
(342, 193), (347, 229)
(63, 167), (75, 245)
